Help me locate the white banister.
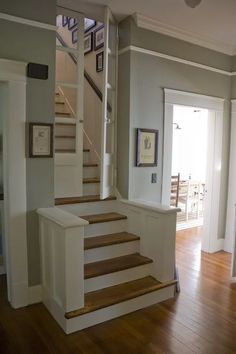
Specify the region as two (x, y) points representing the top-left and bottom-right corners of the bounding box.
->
(120, 199), (180, 282)
(37, 207), (88, 315)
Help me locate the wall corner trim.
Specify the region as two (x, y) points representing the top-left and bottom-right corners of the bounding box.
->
(28, 285), (42, 304)
(0, 12), (56, 31)
(133, 13), (236, 56)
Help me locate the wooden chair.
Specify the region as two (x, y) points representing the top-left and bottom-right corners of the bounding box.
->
(170, 173), (180, 207)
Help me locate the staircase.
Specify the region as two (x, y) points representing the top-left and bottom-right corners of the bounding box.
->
(52, 190), (178, 333)
(54, 91), (76, 153)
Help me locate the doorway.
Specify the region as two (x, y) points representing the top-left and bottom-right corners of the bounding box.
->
(171, 105), (208, 230)
(162, 89), (225, 253)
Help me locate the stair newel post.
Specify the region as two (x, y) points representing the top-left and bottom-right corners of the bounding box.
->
(64, 225), (85, 312)
(37, 208), (88, 316)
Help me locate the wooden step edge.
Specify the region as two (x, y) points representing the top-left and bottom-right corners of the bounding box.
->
(55, 122), (76, 127)
(84, 232), (140, 250)
(55, 135), (76, 139)
(83, 178), (100, 184)
(83, 163), (98, 167)
(55, 149), (76, 153)
(81, 212), (127, 225)
(55, 195), (116, 206)
(84, 253), (153, 279)
(65, 277), (177, 318)
(55, 112), (71, 116)
(55, 101), (65, 105)
(83, 149), (90, 152)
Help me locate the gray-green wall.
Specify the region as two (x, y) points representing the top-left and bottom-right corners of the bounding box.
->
(0, 0), (56, 285)
(117, 17), (231, 239)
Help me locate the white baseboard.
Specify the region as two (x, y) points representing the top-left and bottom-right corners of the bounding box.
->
(28, 285), (42, 304)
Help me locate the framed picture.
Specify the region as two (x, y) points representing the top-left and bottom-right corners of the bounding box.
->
(96, 52), (104, 72)
(136, 128), (158, 167)
(68, 17), (78, 30)
(29, 123), (53, 158)
(62, 15), (68, 27)
(94, 25), (104, 50)
(84, 32), (93, 54)
(72, 28), (78, 44)
(84, 18), (96, 33)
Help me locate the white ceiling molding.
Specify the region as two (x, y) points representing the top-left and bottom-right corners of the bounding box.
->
(133, 13), (236, 56)
(0, 12), (56, 31)
(119, 45), (232, 77)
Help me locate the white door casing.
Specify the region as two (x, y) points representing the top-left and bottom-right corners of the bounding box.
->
(162, 89), (225, 253)
(0, 58), (28, 308)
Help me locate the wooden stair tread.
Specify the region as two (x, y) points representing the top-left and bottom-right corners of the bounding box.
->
(55, 135), (76, 139)
(83, 178), (100, 184)
(84, 232), (140, 250)
(55, 195), (116, 206)
(55, 101), (65, 105)
(83, 163), (98, 167)
(84, 253), (152, 279)
(55, 149), (76, 153)
(81, 212), (127, 224)
(55, 123), (76, 126)
(65, 276), (177, 318)
(55, 112), (71, 116)
(83, 148), (90, 152)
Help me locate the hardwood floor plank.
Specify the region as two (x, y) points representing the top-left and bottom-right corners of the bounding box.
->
(1, 226), (236, 353)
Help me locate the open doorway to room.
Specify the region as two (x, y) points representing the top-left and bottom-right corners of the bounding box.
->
(170, 105), (208, 231)
(0, 84), (5, 276)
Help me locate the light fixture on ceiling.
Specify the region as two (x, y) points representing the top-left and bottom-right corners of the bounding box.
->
(184, 0), (202, 8)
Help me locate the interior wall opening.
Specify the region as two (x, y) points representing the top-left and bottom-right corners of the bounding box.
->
(170, 105), (208, 236)
(0, 82), (5, 276)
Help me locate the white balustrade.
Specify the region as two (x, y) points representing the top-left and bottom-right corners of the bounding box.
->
(37, 207), (88, 315)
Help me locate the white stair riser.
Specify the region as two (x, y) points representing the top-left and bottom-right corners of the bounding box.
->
(55, 124), (76, 136)
(83, 183), (100, 196)
(85, 264), (151, 293)
(65, 286), (175, 333)
(84, 219), (127, 237)
(83, 166), (99, 179)
(55, 138), (75, 150)
(83, 151), (91, 164)
(59, 200), (118, 216)
(84, 240), (140, 264)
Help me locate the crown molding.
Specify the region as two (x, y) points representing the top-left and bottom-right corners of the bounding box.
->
(0, 12), (56, 31)
(119, 45), (232, 76)
(133, 13), (236, 56)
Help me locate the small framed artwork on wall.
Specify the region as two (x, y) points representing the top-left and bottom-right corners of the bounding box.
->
(68, 17), (78, 30)
(84, 32), (93, 54)
(72, 28), (78, 44)
(96, 52), (104, 72)
(136, 128), (158, 167)
(62, 16), (68, 27)
(94, 25), (104, 50)
(29, 123), (53, 158)
(84, 18), (96, 33)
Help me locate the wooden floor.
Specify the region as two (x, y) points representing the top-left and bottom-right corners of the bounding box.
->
(1, 227), (236, 353)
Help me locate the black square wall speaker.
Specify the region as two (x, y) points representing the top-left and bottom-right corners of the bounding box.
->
(27, 63), (48, 80)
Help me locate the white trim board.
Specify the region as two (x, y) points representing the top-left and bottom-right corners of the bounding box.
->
(0, 12), (56, 31)
(28, 285), (42, 305)
(133, 13), (236, 56)
(119, 45), (236, 77)
(162, 89), (226, 254)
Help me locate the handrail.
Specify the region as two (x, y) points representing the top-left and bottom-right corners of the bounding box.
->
(56, 32), (112, 113)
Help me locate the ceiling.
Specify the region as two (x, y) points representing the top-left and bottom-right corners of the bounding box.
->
(58, 0), (236, 55)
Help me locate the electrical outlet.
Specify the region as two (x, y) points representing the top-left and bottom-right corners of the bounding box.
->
(151, 173), (157, 183)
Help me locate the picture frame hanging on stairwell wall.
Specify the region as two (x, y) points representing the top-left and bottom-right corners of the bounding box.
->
(136, 128), (158, 167)
(29, 123), (53, 158)
(84, 32), (93, 55)
(94, 25), (104, 50)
